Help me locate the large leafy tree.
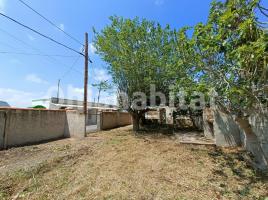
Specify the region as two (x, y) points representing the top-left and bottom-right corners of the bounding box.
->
(94, 16), (188, 131)
(197, 0), (267, 114)
(192, 0), (268, 164)
(193, 0), (268, 111)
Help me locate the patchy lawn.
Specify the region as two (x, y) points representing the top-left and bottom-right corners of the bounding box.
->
(0, 126), (267, 200)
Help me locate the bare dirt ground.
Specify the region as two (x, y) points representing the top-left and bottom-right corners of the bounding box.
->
(0, 126), (267, 200)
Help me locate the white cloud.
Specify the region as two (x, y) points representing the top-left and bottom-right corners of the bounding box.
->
(67, 84), (92, 101)
(0, 84), (94, 108)
(154, 0), (164, 6)
(68, 85), (83, 99)
(93, 69), (111, 82)
(89, 43), (97, 54)
(0, 88), (38, 108)
(100, 92), (117, 105)
(25, 74), (48, 84)
(0, 0), (6, 13)
(59, 23), (65, 31)
(27, 34), (35, 41)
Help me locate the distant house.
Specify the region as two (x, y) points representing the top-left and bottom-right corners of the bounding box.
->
(32, 97), (118, 126)
(32, 97), (118, 110)
(0, 101), (10, 108)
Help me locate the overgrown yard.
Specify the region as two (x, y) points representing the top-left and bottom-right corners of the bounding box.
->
(0, 126), (267, 200)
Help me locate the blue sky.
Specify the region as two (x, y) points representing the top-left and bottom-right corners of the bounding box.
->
(0, 0), (267, 107)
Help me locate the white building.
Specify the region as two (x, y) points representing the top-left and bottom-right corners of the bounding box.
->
(32, 97), (118, 110)
(32, 97), (118, 125)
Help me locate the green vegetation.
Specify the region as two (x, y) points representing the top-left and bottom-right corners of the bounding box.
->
(94, 16), (191, 130)
(32, 105), (46, 109)
(0, 127), (267, 199)
(94, 0), (268, 138)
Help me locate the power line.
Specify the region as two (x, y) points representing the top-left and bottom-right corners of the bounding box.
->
(18, 0), (84, 46)
(0, 12), (84, 56)
(0, 27), (84, 75)
(0, 27), (67, 65)
(0, 51), (79, 57)
(61, 55), (82, 79)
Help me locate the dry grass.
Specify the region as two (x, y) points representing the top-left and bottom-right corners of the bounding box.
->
(0, 126), (267, 200)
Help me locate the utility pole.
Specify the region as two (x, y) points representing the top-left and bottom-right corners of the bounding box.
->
(83, 32), (89, 136)
(57, 79), (60, 103)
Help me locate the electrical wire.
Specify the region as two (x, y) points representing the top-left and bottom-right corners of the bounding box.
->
(61, 55), (82, 80)
(18, 0), (84, 46)
(0, 27), (84, 75)
(0, 51), (79, 57)
(0, 12), (84, 56)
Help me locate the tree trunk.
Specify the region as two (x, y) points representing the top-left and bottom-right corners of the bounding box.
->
(132, 112), (140, 132)
(235, 117), (268, 170)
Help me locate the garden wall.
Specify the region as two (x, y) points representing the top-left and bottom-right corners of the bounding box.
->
(0, 112), (5, 148)
(203, 108), (214, 139)
(213, 109), (242, 147)
(211, 109), (268, 170)
(247, 113), (268, 169)
(0, 108), (85, 149)
(98, 111), (132, 130)
(65, 110), (85, 138)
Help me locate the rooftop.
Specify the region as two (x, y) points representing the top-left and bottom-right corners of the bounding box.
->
(32, 97), (118, 109)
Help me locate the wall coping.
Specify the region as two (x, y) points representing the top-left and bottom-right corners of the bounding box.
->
(0, 108), (67, 112)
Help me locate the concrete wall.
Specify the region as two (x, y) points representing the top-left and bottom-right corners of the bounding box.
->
(99, 111), (132, 130)
(210, 109), (268, 170)
(249, 113), (268, 147)
(213, 109), (242, 147)
(0, 108), (85, 149)
(3, 109), (66, 148)
(65, 110), (85, 138)
(118, 112), (132, 127)
(203, 108), (214, 139)
(247, 113), (268, 169)
(166, 108), (175, 125)
(0, 111), (6, 148)
(87, 108), (98, 125)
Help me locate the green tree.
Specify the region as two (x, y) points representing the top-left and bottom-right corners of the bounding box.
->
(32, 105), (46, 109)
(193, 0), (268, 120)
(192, 0), (268, 164)
(92, 80), (113, 106)
(94, 16), (188, 131)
